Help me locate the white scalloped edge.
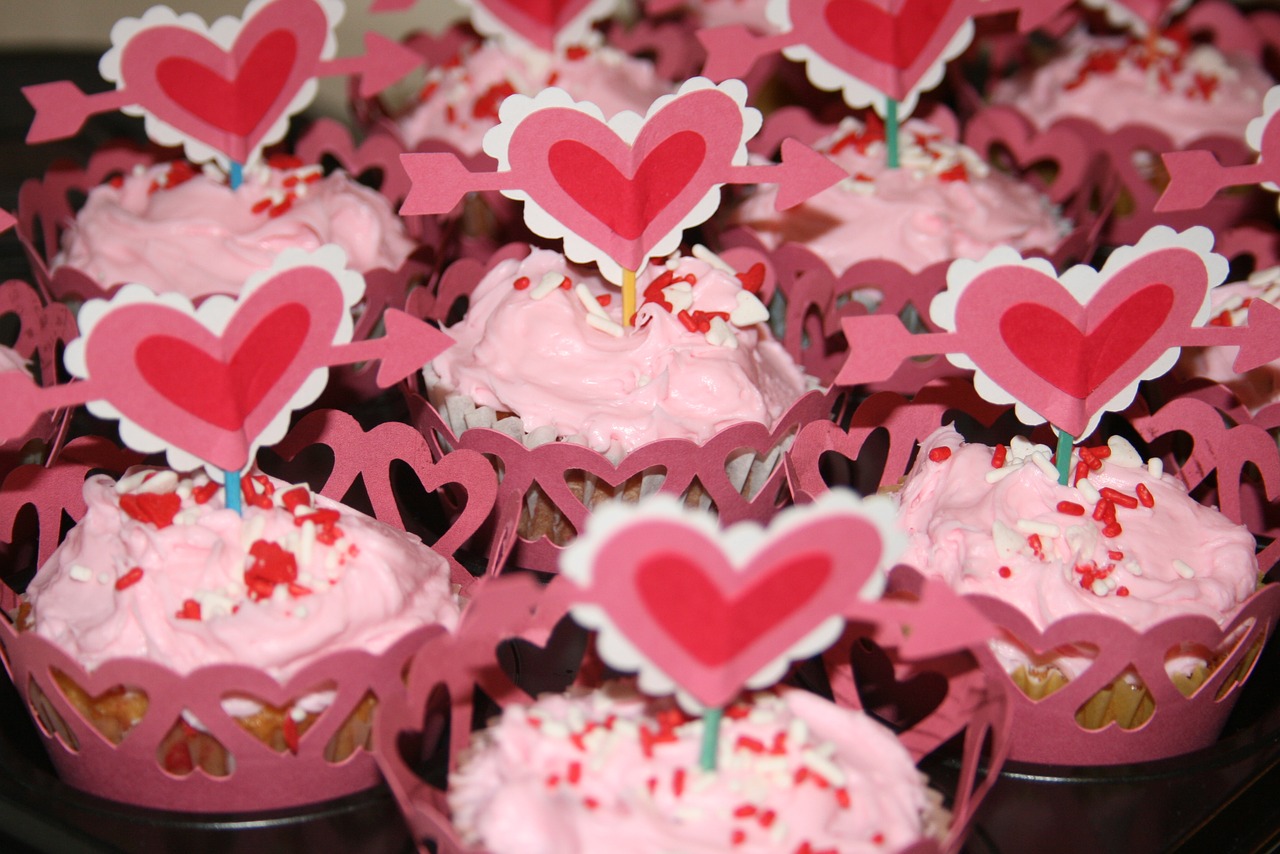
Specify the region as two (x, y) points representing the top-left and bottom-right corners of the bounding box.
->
(461, 0), (621, 52)
(1078, 0), (1193, 35)
(65, 244), (364, 478)
(100, 0), (342, 170)
(1245, 84), (1280, 155)
(561, 490), (904, 712)
(768, 0), (972, 118)
(931, 226), (1226, 439)
(482, 77), (761, 284)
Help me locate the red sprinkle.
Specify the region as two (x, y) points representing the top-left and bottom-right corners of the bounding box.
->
(565, 44), (588, 60)
(928, 446), (952, 463)
(582, 797), (599, 811)
(115, 567), (144, 591)
(733, 804), (757, 818)
(834, 787), (851, 809)
(937, 163), (968, 183)
(1073, 459), (1090, 486)
(677, 310), (698, 332)
(283, 714), (300, 753)
(1092, 445), (1111, 459)
(1102, 522), (1123, 538)
(176, 599), (201, 620)
(731, 829), (747, 846)
(1100, 487), (1139, 509)
(119, 492), (182, 529)
(759, 809), (776, 828)
(991, 445), (1007, 468)
(567, 761), (582, 785)
(1056, 501), (1085, 516)
(998, 566), (1012, 579)
(1136, 483), (1154, 508)
(1108, 550), (1125, 561)
(1117, 586), (1130, 597)
(280, 486), (312, 513)
(513, 276), (530, 290)
(596, 294), (611, 307)
(560, 276), (572, 290)
(736, 735), (766, 753)
(191, 480), (220, 505)
(244, 540), (299, 601)
(294, 508), (344, 545)
(1093, 498), (1115, 522)
(736, 262), (766, 294)
(672, 768), (685, 797)
(1027, 534), (1045, 560)
(472, 81), (516, 121)
(241, 474), (276, 509)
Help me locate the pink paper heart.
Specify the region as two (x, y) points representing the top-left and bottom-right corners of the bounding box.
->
(83, 268), (345, 472)
(580, 512), (883, 708)
(954, 247), (1209, 437)
(508, 87), (743, 272)
(469, 0), (597, 50)
(118, 0), (328, 164)
(825, 0), (951, 70)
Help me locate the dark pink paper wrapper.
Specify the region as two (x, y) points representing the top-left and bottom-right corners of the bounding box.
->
(789, 380), (1280, 765)
(374, 562), (1011, 854)
(0, 411), (499, 812)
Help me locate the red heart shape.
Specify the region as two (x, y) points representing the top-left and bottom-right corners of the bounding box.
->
(637, 552), (832, 667)
(136, 303), (310, 432)
(469, 0), (598, 50)
(1000, 285), (1174, 400)
(155, 29), (297, 137)
(548, 132), (706, 241)
(825, 0), (952, 70)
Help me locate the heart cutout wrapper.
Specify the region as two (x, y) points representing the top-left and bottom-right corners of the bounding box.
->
(104, 0), (334, 167)
(561, 492), (902, 710)
(486, 79), (757, 282)
(932, 227), (1225, 438)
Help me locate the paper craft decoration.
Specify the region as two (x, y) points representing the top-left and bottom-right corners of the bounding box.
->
(697, 0), (1074, 117)
(0, 246), (452, 476)
(401, 77), (845, 283)
(22, 0), (419, 169)
(0, 209), (13, 234)
(1158, 84), (1280, 213)
(561, 490), (907, 711)
(1081, 0), (1194, 34)
(371, 0), (618, 51)
(836, 226), (1280, 439)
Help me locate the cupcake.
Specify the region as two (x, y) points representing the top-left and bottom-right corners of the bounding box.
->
(11, 465), (461, 809)
(893, 425), (1265, 753)
(446, 684), (947, 854)
(417, 246), (826, 563)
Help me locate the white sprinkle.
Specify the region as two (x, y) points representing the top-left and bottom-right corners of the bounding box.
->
(1029, 452), (1060, 480)
(541, 720), (570, 740)
(115, 470), (149, 494)
(97, 573), (111, 585)
(181, 709), (206, 731)
(787, 716), (809, 747)
(662, 281), (694, 314)
(1106, 436), (1142, 468)
(289, 706), (308, 723)
(1017, 519), (1060, 538)
(1091, 579), (1109, 596)
(1148, 457), (1164, 478)
(530, 271), (564, 300)
(1173, 559), (1196, 579)
(770, 819), (789, 844)
(138, 470), (178, 494)
(705, 316), (738, 348)
(176, 481), (193, 501)
(299, 519), (316, 567)
(1009, 436), (1035, 460)
(1104, 575), (1118, 591)
(692, 243), (734, 273)
(69, 565), (93, 582)
(801, 750), (847, 787)
(585, 313), (625, 338)
(674, 806), (705, 822)
(729, 290), (769, 327)
(1125, 560), (1143, 577)
(985, 463), (1019, 484)
(574, 283), (608, 318)
(175, 508), (200, 526)
(992, 520), (1023, 559)
(637, 374), (650, 388)
(1076, 479), (1101, 504)
(241, 514), (266, 550)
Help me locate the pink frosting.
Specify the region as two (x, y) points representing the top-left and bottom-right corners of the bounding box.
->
(448, 685), (933, 854)
(429, 249), (811, 455)
(396, 39), (673, 154)
(1176, 270), (1280, 412)
(53, 160), (416, 299)
(895, 427), (1258, 676)
(730, 117), (1066, 274)
(990, 29), (1272, 147)
(25, 469), (460, 679)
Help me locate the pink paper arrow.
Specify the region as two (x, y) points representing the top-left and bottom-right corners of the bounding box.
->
(0, 209), (13, 234)
(0, 253), (452, 472)
(1157, 85), (1280, 212)
(23, 0), (418, 166)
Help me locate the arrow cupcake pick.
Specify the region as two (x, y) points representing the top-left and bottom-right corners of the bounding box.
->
(23, 0), (419, 170)
(1157, 85), (1280, 212)
(836, 226), (1280, 439)
(0, 246), (452, 475)
(401, 77), (846, 284)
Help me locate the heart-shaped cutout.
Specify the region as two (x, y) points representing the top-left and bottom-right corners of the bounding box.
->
(116, 0), (329, 164)
(845, 636), (949, 732)
(157, 712), (231, 777)
(50, 669), (148, 748)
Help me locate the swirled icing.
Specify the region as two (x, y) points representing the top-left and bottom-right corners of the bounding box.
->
(53, 160), (415, 299)
(428, 249), (811, 455)
(730, 116), (1066, 274)
(448, 684), (936, 854)
(25, 470), (459, 679)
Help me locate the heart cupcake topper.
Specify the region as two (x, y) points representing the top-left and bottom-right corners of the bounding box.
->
(23, 0), (419, 169)
(1158, 84), (1280, 214)
(698, 0), (1074, 116)
(837, 226), (1280, 439)
(0, 246), (452, 475)
(401, 77), (846, 283)
(561, 490), (907, 711)
(371, 0), (619, 51)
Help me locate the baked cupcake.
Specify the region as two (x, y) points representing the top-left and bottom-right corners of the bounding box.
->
(447, 683), (947, 854)
(893, 425), (1267, 758)
(12, 465), (461, 809)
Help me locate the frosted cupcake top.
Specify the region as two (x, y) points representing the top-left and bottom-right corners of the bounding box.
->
(25, 469), (460, 679)
(53, 157), (416, 299)
(990, 28), (1272, 147)
(730, 116), (1067, 274)
(448, 684), (939, 854)
(428, 249), (811, 456)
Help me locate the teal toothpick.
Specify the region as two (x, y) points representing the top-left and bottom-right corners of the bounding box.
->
(1055, 428), (1074, 486)
(700, 706), (724, 771)
(885, 98), (900, 169)
(224, 469), (242, 515)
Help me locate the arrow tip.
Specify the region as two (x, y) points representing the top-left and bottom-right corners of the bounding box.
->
(0, 209), (14, 235)
(697, 25), (772, 82)
(773, 139), (846, 210)
(375, 310), (454, 387)
(358, 32), (422, 98)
